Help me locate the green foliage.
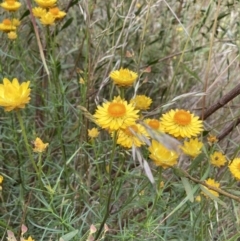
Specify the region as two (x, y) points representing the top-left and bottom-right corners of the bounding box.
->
(1, 0), (240, 241)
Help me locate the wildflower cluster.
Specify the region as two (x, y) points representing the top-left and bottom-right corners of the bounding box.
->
(91, 67), (240, 202)
(0, 0), (21, 39)
(32, 0), (66, 25)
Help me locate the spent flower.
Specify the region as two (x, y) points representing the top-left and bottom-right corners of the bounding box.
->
(33, 137), (49, 153)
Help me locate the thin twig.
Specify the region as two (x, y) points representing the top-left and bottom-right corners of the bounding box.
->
(202, 83), (240, 120)
(183, 169), (240, 203)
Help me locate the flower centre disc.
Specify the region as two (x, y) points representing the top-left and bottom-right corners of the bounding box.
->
(3, 19), (11, 25)
(174, 110), (191, 126)
(6, 0), (15, 5)
(108, 103), (126, 117)
(148, 120), (160, 129)
(50, 7), (59, 15)
(124, 125), (138, 136)
(237, 163), (240, 171)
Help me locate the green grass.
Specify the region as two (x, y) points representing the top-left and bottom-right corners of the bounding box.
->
(1, 0), (240, 240)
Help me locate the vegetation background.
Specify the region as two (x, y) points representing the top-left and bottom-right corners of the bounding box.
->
(1, 0), (240, 240)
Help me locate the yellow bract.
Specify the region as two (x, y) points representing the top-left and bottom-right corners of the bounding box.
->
(94, 96), (139, 131)
(181, 138), (203, 158)
(35, 0), (57, 8)
(229, 158), (240, 180)
(0, 0), (21, 11)
(160, 109), (203, 138)
(32, 7), (47, 18)
(8, 31), (17, 40)
(0, 78), (31, 112)
(109, 68), (138, 87)
(116, 123), (149, 148)
(40, 12), (55, 25)
(148, 139), (179, 169)
(210, 151), (227, 167)
(49, 7), (66, 19)
(88, 128), (100, 139)
(0, 19), (16, 32)
(202, 178), (220, 198)
(130, 95), (152, 110)
(33, 137), (49, 153)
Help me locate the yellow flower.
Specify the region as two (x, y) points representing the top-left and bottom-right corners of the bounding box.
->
(160, 109), (203, 138)
(130, 95), (152, 110)
(195, 195), (201, 202)
(23, 236), (35, 241)
(8, 31), (17, 40)
(88, 128), (99, 138)
(0, 0), (21, 11)
(144, 118), (165, 132)
(0, 78), (31, 112)
(109, 68), (138, 87)
(32, 7), (47, 18)
(34, 0), (57, 8)
(0, 175), (3, 191)
(202, 178), (220, 198)
(148, 139), (179, 169)
(12, 18), (21, 27)
(207, 134), (218, 145)
(49, 7), (66, 19)
(40, 12), (55, 25)
(33, 137), (49, 153)
(0, 175), (3, 184)
(229, 158), (240, 180)
(210, 151), (227, 167)
(180, 138), (203, 158)
(94, 96), (139, 131)
(0, 19), (16, 32)
(116, 123), (149, 148)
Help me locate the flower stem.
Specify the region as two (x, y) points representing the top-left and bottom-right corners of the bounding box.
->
(16, 111), (39, 175)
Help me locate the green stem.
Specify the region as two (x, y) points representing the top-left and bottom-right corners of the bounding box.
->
(16, 111), (39, 176)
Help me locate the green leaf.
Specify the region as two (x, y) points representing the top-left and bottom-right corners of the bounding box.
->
(181, 177), (194, 202)
(61, 18), (73, 32)
(59, 230), (78, 241)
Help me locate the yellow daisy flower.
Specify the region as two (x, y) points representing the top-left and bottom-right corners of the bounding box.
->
(160, 109), (203, 138)
(8, 31), (17, 40)
(33, 137), (49, 153)
(0, 175), (3, 184)
(0, 19), (16, 32)
(130, 95), (152, 110)
(0, 78), (31, 112)
(229, 158), (240, 180)
(0, 0), (21, 11)
(109, 68), (138, 87)
(210, 151), (227, 167)
(148, 139), (179, 169)
(32, 7), (47, 18)
(88, 128), (99, 139)
(180, 138), (203, 158)
(40, 12), (55, 25)
(116, 123), (149, 148)
(94, 96), (139, 131)
(49, 7), (66, 19)
(144, 118), (165, 132)
(34, 0), (57, 8)
(202, 178), (220, 198)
